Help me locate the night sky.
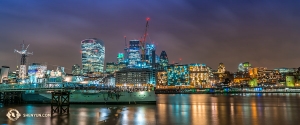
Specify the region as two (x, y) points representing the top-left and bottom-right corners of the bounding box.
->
(1, 0), (300, 72)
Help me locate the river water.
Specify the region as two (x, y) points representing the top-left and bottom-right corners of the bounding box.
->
(1, 93), (300, 125)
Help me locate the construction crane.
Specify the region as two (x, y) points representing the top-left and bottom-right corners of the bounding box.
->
(140, 17), (150, 61)
(14, 41), (33, 65)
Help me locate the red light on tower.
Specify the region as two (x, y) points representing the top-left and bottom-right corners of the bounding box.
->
(146, 17), (150, 21)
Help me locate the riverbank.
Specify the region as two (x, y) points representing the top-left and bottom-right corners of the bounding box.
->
(155, 88), (300, 94)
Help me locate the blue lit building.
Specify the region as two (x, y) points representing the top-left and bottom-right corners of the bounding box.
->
(128, 40), (141, 67)
(28, 63), (47, 83)
(81, 38), (105, 74)
(145, 43), (156, 64)
(166, 64), (189, 86)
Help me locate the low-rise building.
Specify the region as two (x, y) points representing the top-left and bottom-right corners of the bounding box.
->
(115, 68), (151, 86)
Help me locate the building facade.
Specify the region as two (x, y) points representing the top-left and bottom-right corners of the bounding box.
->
(115, 68), (151, 86)
(166, 64), (189, 86)
(145, 43), (156, 64)
(128, 40), (141, 67)
(159, 51), (168, 67)
(28, 63), (47, 83)
(72, 64), (81, 76)
(189, 63), (210, 87)
(0, 66), (9, 83)
(106, 62), (127, 74)
(156, 70), (168, 86)
(117, 53), (125, 63)
(81, 38), (105, 74)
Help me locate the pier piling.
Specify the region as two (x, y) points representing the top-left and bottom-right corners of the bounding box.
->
(51, 91), (70, 116)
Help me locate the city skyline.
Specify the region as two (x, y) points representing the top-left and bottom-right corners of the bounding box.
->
(1, 1), (300, 71)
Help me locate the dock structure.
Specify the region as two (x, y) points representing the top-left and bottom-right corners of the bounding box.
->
(0, 91), (23, 105)
(0, 92), (3, 103)
(51, 91), (70, 116)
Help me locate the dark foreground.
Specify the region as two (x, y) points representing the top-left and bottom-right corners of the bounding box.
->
(1, 93), (300, 125)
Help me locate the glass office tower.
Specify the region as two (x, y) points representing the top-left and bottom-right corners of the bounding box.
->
(81, 38), (105, 74)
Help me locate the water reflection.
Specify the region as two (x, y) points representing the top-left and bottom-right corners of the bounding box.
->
(156, 93), (300, 125)
(0, 93), (300, 125)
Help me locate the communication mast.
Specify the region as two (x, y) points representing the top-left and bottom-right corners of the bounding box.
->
(14, 41), (33, 80)
(140, 17), (150, 61)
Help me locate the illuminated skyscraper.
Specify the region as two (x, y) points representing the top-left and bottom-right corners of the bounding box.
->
(128, 40), (141, 67)
(145, 43), (156, 64)
(159, 51), (168, 67)
(81, 38), (105, 74)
